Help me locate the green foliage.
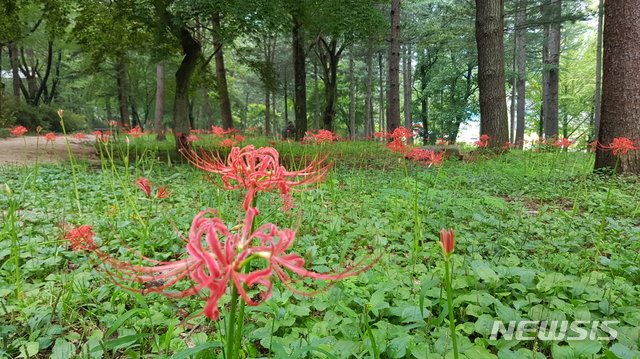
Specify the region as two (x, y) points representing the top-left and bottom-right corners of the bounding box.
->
(2, 101), (87, 132)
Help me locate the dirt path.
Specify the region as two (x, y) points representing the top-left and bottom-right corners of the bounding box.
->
(0, 135), (99, 166)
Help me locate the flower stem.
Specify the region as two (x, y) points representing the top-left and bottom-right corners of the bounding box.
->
(226, 285), (239, 359)
(444, 259), (459, 359)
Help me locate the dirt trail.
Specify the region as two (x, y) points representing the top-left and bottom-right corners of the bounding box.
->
(0, 135), (99, 166)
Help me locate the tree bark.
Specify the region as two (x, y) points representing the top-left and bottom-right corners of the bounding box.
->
(475, 0), (509, 147)
(349, 50), (356, 139)
(317, 38), (343, 131)
(116, 60), (130, 126)
(594, 0), (640, 174)
(173, 27), (201, 151)
(213, 13), (233, 130)
(516, 0), (527, 148)
(9, 42), (21, 101)
(378, 52), (385, 133)
(203, 89), (213, 129)
(403, 46), (413, 143)
(365, 47), (373, 137)
(387, 0), (401, 133)
(292, 17), (307, 140)
(314, 61), (320, 131)
(593, 0), (604, 140)
(154, 60), (166, 141)
(543, 0), (561, 139)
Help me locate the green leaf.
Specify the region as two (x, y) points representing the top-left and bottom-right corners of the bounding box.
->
(388, 335), (411, 358)
(550, 345), (576, 359)
(99, 333), (151, 351)
(51, 338), (75, 359)
(571, 340), (601, 357)
(463, 345), (497, 359)
(105, 308), (148, 339)
(169, 342), (223, 359)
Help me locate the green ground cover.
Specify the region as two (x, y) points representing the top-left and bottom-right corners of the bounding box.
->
(1, 138), (639, 359)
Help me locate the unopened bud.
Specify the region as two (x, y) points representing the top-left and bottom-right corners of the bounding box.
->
(58, 109), (64, 117)
(4, 184), (11, 197)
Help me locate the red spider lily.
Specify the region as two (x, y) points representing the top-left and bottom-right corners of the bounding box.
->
(389, 126), (412, 140)
(74, 133), (87, 139)
(475, 134), (491, 148)
(220, 139), (236, 147)
(406, 148), (444, 167)
(43, 133), (57, 142)
(123, 126), (147, 138)
(480, 134), (490, 141)
(211, 126), (231, 137)
(58, 110), (64, 117)
(137, 177), (171, 199)
(587, 141), (598, 152)
(438, 228), (455, 259)
(551, 138), (573, 149)
(268, 141), (277, 146)
(187, 134), (203, 142)
(311, 130), (338, 144)
(64, 225), (97, 251)
(234, 135), (245, 142)
(598, 137), (640, 156)
(436, 138), (447, 146)
(386, 138), (407, 154)
(181, 145), (330, 210)
(156, 186), (171, 199)
(10, 126), (28, 136)
(107, 121), (122, 127)
(137, 177), (152, 197)
(94, 208), (374, 320)
(373, 132), (385, 138)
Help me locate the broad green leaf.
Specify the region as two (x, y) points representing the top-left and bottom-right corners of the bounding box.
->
(170, 342), (223, 359)
(51, 338), (75, 359)
(105, 308), (148, 339)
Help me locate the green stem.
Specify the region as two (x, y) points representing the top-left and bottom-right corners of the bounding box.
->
(226, 286), (239, 359)
(594, 155), (621, 263)
(60, 117), (82, 212)
(444, 259), (459, 359)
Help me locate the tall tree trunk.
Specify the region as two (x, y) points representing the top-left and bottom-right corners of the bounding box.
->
(265, 88), (271, 133)
(543, 0), (561, 139)
(154, 60), (166, 141)
(365, 47), (373, 137)
(9, 42), (21, 101)
(475, 0), (509, 147)
(317, 38), (342, 131)
(510, 33), (516, 144)
(173, 27), (201, 151)
(349, 50), (356, 139)
(594, 0), (640, 174)
(314, 61), (320, 131)
(387, 0), (401, 133)
(516, 0), (527, 148)
(213, 13), (233, 130)
(593, 0), (604, 140)
(292, 18), (307, 140)
(403, 46), (413, 143)
(378, 52), (385, 133)
(32, 41), (53, 106)
(116, 60), (130, 126)
(421, 96), (429, 145)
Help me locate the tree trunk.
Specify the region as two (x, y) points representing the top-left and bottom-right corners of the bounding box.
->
(154, 60), (166, 141)
(365, 47), (373, 137)
(173, 27), (201, 151)
(594, 0), (640, 174)
(116, 60), (130, 126)
(475, 0), (509, 147)
(9, 42), (21, 101)
(403, 46), (413, 143)
(378, 52), (385, 133)
(265, 88), (271, 133)
(314, 61), (320, 131)
(593, 0), (604, 140)
(543, 0), (561, 139)
(213, 13), (233, 130)
(387, 0), (401, 133)
(516, 0), (527, 148)
(349, 50), (356, 139)
(32, 41), (53, 106)
(292, 17), (307, 140)
(317, 38), (343, 131)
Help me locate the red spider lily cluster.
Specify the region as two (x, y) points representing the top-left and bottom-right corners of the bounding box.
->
(93, 130), (110, 144)
(64, 225), (97, 251)
(211, 126), (233, 138)
(42, 133), (57, 142)
(308, 130), (339, 144)
(181, 145), (330, 210)
(598, 137), (640, 156)
(474, 134), (491, 147)
(69, 145), (375, 321)
(137, 177), (171, 199)
(123, 126), (149, 138)
(551, 138), (573, 149)
(82, 207), (371, 320)
(406, 148), (445, 167)
(10, 126), (28, 136)
(74, 133), (87, 139)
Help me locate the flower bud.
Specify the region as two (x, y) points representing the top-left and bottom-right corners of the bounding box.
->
(58, 110), (64, 117)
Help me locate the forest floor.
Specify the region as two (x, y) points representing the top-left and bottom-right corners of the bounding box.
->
(0, 135), (98, 166)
